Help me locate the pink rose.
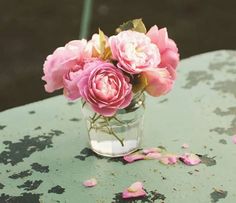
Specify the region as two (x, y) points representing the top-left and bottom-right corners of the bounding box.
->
(78, 60), (132, 116)
(63, 70), (82, 100)
(109, 30), (160, 74)
(42, 39), (90, 93)
(142, 68), (174, 97)
(147, 25), (179, 69)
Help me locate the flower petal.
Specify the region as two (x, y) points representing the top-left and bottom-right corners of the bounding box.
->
(122, 182), (147, 199)
(232, 135), (236, 144)
(159, 154), (178, 165)
(144, 152), (162, 160)
(142, 147), (162, 154)
(180, 153), (201, 166)
(123, 153), (145, 163)
(181, 143), (189, 149)
(83, 178), (97, 187)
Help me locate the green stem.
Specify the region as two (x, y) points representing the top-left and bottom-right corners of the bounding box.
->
(104, 118), (124, 146)
(112, 116), (127, 125)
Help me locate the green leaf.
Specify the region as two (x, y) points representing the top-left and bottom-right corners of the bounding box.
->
(99, 28), (106, 56)
(116, 18), (146, 33)
(98, 28), (112, 60)
(132, 19), (147, 33)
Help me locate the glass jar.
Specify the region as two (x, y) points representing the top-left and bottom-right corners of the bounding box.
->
(81, 93), (145, 157)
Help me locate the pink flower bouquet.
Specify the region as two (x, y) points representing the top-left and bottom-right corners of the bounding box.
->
(42, 19), (179, 156)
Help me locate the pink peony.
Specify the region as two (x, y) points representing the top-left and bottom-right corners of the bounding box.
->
(109, 30), (160, 74)
(142, 68), (174, 97)
(147, 25), (179, 69)
(77, 60), (132, 116)
(42, 39), (90, 93)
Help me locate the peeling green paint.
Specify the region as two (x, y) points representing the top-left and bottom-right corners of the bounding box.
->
(219, 139), (227, 144)
(209, 61), (236, 71)
(183, 71), (214, 89)
(211, 107), (236, 135)
(198, 154), (217, 166)
(0, 125), (6, 130)
(210, 189), (228, 203)
(212, 80), (236, 98)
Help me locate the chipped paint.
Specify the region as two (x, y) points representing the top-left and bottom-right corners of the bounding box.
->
(48, 185), (65, 194)
(0, 125), (6, 130)
(197, 154), (216, 166)
(31, 163), (49, 173)
(219, 139), (227, 144)
(34, 126), (42, 130)
(17, 180), (43, 191)
(9, 170), (32, 179)
(210, 107), (236, 135)
(210, 189), (228, 203)
(183, 71), (214, 89)
(208, 61), (236, 71)
(212, 80), (236, 98)
(69, 118), (81, 122)
(0, 183), (5, 189)
(0, 130), (63, 165)
(0, 135), (54, 165)
(0, 193), (41, 203)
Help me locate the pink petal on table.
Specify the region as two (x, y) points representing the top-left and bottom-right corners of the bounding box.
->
(144, 152), (162, 160)
(180, 153), (201, 166)
(159, 154), (178, 165)
(232, 135), (236, 144)
(181, 143), (189, 149)
(142, 147), (162, 154)
(123, 153), (145, 163)
(122, 182), (147, 199)
(83, 178), (97, 187)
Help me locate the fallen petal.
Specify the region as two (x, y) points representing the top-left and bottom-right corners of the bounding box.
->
(232, 135), (236, 144)
(180, 153), (201, 166)
(123, 153), (145, 163)
(143, 147), (162, 154)
(83, 178), (97, 187)
(181, 143), (189, 149)
(144, 152), (162, 160)
(159, 154), (178, 165)
(122, 182), (147, 199)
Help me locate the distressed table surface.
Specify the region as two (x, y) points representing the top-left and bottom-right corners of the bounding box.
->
(0, 50), (236, 203)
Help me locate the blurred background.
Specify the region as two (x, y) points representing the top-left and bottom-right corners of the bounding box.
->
(1, 0), (235, 111)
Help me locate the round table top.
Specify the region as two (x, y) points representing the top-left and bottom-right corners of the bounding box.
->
(0, 50), (236, 203)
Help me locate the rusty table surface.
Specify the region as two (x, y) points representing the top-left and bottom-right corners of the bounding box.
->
(0, 50), (236, 203)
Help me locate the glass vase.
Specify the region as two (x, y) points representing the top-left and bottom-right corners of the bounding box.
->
(81, 93), (145, 157)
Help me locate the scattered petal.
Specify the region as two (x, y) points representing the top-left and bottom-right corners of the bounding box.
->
(180, 153), (201, 166)
(122, 182), (147, 199)
(83, 178), (97, 187)
(181, 143), (189, 149)
(123, 153), (145, 163)
(159, 154), (178, 165)
(145, 152), (162, 160)
(142, 147), (162, 154)
(232, 135), (236, 144)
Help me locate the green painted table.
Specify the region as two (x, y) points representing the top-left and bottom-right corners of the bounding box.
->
(0, 50), (236, 203)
